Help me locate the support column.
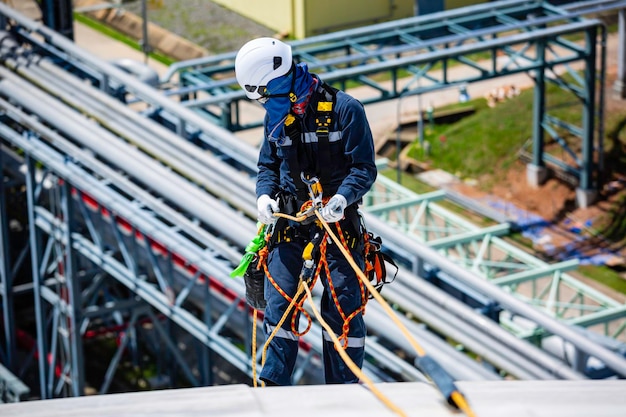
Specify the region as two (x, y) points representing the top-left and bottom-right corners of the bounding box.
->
(39, 0), (74, 40)
(578, 26), (598, 208)
(527, 39), (548, 188)
(0, 147), (16, 371)
(25, 155), (49, 399)
(202, 277), (214, 385)
(62, 181), (85, 396)
(613, 9), (626, 99)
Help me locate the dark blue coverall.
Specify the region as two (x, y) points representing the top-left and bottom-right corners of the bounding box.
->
(256, 77), (377, 385)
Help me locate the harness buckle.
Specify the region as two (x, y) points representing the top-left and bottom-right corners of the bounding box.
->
(315, 126), (329, 136)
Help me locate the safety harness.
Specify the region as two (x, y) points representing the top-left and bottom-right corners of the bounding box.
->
(259, 181), (371, 349)
(231, 197), (476, 417)
(285, 81), (338, 201)
(363, 230), (398, 298)
(233, 79), (397, 329)
(231, 180), (476, 417)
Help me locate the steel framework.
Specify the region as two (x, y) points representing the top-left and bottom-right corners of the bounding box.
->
(366, 170), (626, 345)
(0, 67), (497, 398)
(161, 0), (625, 206)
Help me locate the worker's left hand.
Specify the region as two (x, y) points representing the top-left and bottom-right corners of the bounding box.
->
(320, 194), (347, 223)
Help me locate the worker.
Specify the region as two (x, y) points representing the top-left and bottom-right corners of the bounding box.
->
(235, 37), (377, 386)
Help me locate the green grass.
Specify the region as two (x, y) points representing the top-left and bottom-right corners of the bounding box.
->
(379, 168), (436, 194)
(406, 77), (625, 182)
(397, 82), (626, 295)
(407, 93), (533, 181)
(578, 265), (626, 295)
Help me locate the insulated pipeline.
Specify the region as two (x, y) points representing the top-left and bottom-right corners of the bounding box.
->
(387, 273), (583, 380)
(0, 96), (244, 265)
(17, 60), (256, 215)
(0, 72), (256, 247)
(0, 6), (259, 169)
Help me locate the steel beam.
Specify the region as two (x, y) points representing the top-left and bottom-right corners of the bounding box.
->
(577, 24), (599, 206)
(40, 0), (73, 40)
(24, 154), (50, 399)
(0, 363), (29, 402)
(0, 146), (16, 370)
(61, 181), (85, 396)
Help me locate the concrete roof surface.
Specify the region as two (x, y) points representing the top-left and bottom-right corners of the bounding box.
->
(2, 380), (625, 417)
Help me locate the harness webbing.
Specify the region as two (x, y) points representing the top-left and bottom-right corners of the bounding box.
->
(247, 190), (478, 417)
(313, 84), (336, 187)
(258, 199), (367, 346)
(286, 82), (338, 200)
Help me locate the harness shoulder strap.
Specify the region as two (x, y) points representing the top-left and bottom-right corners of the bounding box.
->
(314, 83), (337, 186)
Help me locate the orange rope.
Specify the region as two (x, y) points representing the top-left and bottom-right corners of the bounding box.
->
(266, 209), (368, 351)
(252, 208), (477, 417)
(263, 254), (316, 336)
(314, 210), (427, 357)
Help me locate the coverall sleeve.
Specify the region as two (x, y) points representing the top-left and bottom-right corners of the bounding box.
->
(256, 134), (281, 199)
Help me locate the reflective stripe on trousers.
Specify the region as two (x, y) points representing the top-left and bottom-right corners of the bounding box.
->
(322, 331), (366, 348)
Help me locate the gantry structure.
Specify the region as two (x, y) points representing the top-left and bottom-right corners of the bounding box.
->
(0, 0), (625, 404)
(162, 0), (623, 207)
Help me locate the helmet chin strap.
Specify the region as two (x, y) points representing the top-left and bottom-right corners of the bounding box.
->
(264, 62), (296, 100)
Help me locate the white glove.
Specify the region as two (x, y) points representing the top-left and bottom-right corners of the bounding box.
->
(256, 194), (279, 224)
(320, 194), (347, 223)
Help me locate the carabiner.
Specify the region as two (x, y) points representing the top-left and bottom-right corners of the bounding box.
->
(300, 172), (323, 208)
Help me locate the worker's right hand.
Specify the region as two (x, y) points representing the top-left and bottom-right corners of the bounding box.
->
(256, 194), (279, 224)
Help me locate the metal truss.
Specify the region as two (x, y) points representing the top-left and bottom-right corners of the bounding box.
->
(0, 148), (15, 370)
(364, 171), (626, 344)
(161, 0), (608, 126)
(0, 74), (450, 399)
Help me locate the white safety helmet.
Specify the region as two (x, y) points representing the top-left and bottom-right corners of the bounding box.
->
(235, 37), (293, 100)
